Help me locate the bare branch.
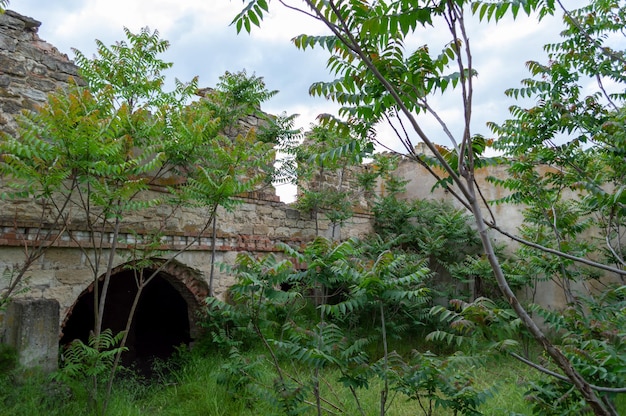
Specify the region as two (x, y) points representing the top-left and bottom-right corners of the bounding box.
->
(488, 221), (626, 276)
(509, 352), (626, 394)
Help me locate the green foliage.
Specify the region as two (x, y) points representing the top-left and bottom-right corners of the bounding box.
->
(355, 153), (398, 196)
(424, 137), (506, 191)
(292, 123), (373, 237)
(0, 29), (281, 242)
(482, 4), (626, 344)
(233, 0), (552, 158)
(525, 286), (626, 413)
(507, 222), (601, 306)
(235, 12), (624, 415)
(232, 0), (269, 33)
(0, 24), (283, 318)
(1, 82), (161, 207)
(54, 329), (127, 383)
(471, 0), (555, 22)
(1, 26), (290, 416)
(203, 297), (260, 352)
(261, 111), (303, 186)
(320, 248), (432, 320)
(370, 171), (489, 302)
(204, 236), (518, 415)
(167, 70), (281, 213)
(273, 320), (371, 386)
(372, 168), (478, 255)
(0, 27), (196, 242)
(136, 351), (280, 415)
(527, 378), (593, 416)
(489, 1), (626, 257)
(393, 351), (492, 416)
(0, 343), (18, 375)
(216, 347), (267, 409)
(427, 284), (626, 414)
(0, 265), (31, 311)
(0, 347), (553, 415)
(72, 27), (194, 115)
(374, 196), (479, 263)
(428, 297), (528, 352)
(446, 245), (524, 303)
(209, 70), (277, 126)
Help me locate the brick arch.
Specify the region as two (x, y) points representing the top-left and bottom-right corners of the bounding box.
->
(61, 257), (209, 344)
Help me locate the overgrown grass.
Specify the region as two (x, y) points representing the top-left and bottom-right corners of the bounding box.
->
(1, 349), (623, 415)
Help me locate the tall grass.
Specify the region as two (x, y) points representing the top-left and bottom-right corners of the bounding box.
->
(1, 348), (623, 415)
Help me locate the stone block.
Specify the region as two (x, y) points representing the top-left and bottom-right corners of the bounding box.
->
(2, 298), (59, 373)
(218, 222), (237, 233)
(21, 98), (40, 111)
(0, 75), (10, 88)
(42, 286), (76, 311)
(28, 76), (57, 94)
(253, 225), (270, 235)
(274, 227), (292, 237)
(239, 203), (255, 212)
(239, 224), (254, 235)
(24, 60), (48, 77)
(0, 35), (16, 52)
(43, 249), (82, 270)
(257, 205), (273, 215)
(263, 218), (280, 227)
(25, 269), (55, 287)
(0, 55), (27, 77)
(220, 251), (239, 265)
(54, 269), (91, 286)
(56, 61), (79, 77)
(48, 71), (76, 83)
(0, 12), (25, 30)
(8, 84), (47, 102)
(271, 210), (286, 219)
(4, 11), (41, 31)
(1, 97), (23, 114)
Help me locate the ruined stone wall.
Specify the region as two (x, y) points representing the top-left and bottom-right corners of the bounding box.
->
(0, 11), (373, 326)
(0, 11), (81, 137)
(1, 9), (616, 339)
(393, 155), (523, 236)
(0, 195), (371, 316)
(391, 151), (620, 310)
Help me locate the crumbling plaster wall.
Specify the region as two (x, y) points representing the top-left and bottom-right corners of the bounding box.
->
(391, 148), (618, 310)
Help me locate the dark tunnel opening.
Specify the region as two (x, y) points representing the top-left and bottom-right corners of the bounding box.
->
(61, 270), (192, 374)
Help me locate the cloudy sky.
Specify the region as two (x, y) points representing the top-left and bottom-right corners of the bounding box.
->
(9, 0), (573, 200)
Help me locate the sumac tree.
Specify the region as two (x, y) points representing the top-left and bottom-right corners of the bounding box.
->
(233, 1), (626, 414)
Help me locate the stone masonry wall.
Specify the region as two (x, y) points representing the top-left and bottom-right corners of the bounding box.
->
(0, 195), (372, 318)
(391, 151), (619, 310)
(0, 10), (81, 137)
(1, 9), (614, 334)
(0, 10), (373, 323)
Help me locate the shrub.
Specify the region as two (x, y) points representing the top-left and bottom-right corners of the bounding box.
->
(0, 343), (18, 375)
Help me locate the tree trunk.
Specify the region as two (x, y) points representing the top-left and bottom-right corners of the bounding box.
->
(465, 180), (612, 416)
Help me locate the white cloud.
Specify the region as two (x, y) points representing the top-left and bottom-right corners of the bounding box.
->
(12, 0), (599, 203)
(10, 0), (590, 191)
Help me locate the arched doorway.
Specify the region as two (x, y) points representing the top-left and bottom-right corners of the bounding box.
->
(61, 259), (209, 371)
